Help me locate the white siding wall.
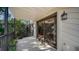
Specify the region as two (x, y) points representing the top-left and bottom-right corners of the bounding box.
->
(57, 10), (63, 51)
(62, 8), (79, 51)
(57, 8), (68, 51)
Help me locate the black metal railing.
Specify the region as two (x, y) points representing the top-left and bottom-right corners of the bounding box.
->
(0, 32), (14, 51)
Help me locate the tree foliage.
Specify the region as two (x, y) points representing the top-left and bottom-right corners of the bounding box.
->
(15, 19), (29, 39)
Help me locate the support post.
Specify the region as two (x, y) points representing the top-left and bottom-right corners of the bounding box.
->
(4, 7), (8, 50)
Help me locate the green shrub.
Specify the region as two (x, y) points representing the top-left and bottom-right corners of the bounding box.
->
(8, 39), (17, 51)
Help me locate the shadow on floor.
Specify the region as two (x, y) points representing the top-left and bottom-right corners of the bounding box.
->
(16, 37), (56, 51)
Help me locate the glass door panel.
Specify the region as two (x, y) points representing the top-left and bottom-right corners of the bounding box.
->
(37, 13), (57, 49)
(44, 17), (57, 48)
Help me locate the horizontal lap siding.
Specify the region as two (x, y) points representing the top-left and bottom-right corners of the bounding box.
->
(63, 37), (79, 51)
(62, 32), (79, 44)
(63, 19), (79, 24)
(62, 23), (79, 37)
(62, 8), (79, 51)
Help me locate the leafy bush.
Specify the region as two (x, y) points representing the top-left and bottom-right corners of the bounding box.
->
(8, 39), (16, 51)
(15, 19), (29, 39)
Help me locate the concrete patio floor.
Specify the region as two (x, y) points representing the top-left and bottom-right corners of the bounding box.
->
(16, 36), (56, 51)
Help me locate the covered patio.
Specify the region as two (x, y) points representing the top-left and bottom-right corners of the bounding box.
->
(0, 7), (58, 51)
(1, 7), (79, 51)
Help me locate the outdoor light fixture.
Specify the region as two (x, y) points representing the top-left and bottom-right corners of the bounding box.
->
(61, 11), (67, 20)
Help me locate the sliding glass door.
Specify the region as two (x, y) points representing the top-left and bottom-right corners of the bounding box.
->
(37, 13), (57, 49)
(44, 16), (57, 48)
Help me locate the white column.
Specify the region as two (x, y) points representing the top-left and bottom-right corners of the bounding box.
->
(33, 21), (37, 38)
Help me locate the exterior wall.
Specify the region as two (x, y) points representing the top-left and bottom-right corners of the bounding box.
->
(57, 8), (68, 51)
(57, 10), (63, 51)
(62, 8), (79, 51)
(56, 7), (79, 51)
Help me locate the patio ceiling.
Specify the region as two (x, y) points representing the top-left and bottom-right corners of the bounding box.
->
(10, 7), (63, 21)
